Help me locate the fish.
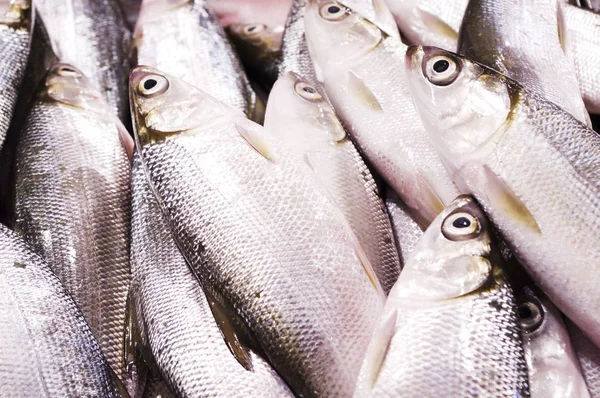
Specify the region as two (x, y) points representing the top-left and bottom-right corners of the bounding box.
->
(406, 44), (600, 349)
(567, 319), (600, 397)
(13, 63), (133, 390)
(384, 189), (423, 265)
(0, 224), (125, 397)
(227, 23), (282, 90)
(130, 154), (294, 397)
(265, 72), (402, 293)
(356, 195), (529, 397)
(458, 0), (590, 126)
(130, 65), (384, 397)
(133, 0), (261, 122)
(515, 285), (590, 397)
(35, 0), (132, 122)
(304, 0), (460, 227)
(0, 0), (32, 152)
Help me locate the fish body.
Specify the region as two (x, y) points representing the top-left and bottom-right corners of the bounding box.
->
(265, 73), (402, 293)
(36, 0), (131, 121)
(357, 196), (529, 397)
(567, 320), (600, 397)
(304, 1), (460, 227)
(406, 45), (600, 348)
(0, 224), (123, 397)
(130, 66), (384, 397)
(384, 189), (423, 265)
(14, 64), (132, 386)
(130, 154), (293, 397)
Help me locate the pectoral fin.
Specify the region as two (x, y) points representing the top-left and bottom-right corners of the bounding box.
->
(235, 123), (276, 162)
(348, 71), (382, 112)
(417, 9), (458, 41)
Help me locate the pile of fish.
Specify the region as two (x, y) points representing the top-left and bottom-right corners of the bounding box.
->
(0, 0), (599, 396)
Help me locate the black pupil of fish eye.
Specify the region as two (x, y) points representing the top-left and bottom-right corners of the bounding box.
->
(433, 59), (450, 73)
(247, 25), (256, 32)
(303, 86), (316, 94)
(61, 67), (75, 73)
(452, 216), (471, 229)
(144, 79), (158, 90)
(518, 304), (533, 320)
(328, 5), (341, 13)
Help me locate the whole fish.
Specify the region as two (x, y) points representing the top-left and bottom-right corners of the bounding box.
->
(384, 189), (423, 265)
(13, 63), (133, 388)
(36, 0), (131, 122)
(130, 154), (294, 397)
(0, 224), (124, 397)
(265, 72), (402, 293)
(304, 0), (460, 227)
(133, 0), (261, 121)
(515, 285), (590, 397)
(406, 45), (600, 348)
(567, 319), (600, 397)
(0, 0), (32, 151)
(356, 195), (529, 397)
(130, 66), (384, 397)
(458, 0), (590, 126)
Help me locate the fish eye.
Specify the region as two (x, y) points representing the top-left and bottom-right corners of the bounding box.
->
(441, 211), (481, 241)
(423, 54), (460, 86)
(294, 81), (323, 102)
(137, 74), (169, 98)
(242, 23), (266, 37)
(319, 2), (350, 21)
(517, 297), (544, 333)
(56, 65), (82, 78)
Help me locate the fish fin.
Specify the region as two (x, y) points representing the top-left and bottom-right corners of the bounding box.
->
(235, 123), (276, 162)
(409, 174), (446, 229)
(416, 9), (458, 41)
(481, 165), (541, 234)
(123, 290), (150, 397)
(363, 310), (397, 389)
(204, 288), (256, 371)
(557, 1), (568, 53)
(116, 119), (135, 161)
(348, 227), (385, 299)
(348, 71), (382, 112)
(372, 0), (400, 38)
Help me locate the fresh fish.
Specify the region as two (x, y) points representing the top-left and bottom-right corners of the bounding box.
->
(356, 195), (529, 397)
(265, 72), (402, 293)
(0, 0), (32, 152)
(131, 154), (293, 397)
(227, 23), (282, 90)
(133, 0), (260, 121)
(13, 63), (133, 388)
(406, 45), (600, 348)
(0, 224), (124, 397)
(564, 4), (600, 114)
(567, 319), (600, 397)
(304, 0), (460, 227)
(130, 65), (384, 397)
(458, 0), (590, 126)
(515, 285), (590, 397)
(36, 0), (131, 122)
(384, 189), (423, 265)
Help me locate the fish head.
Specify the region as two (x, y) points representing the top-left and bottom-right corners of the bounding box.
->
(304, 0), (383, 79)
(393, 195), (498, 302)
(227, 23), (283, 53)
(129, 66), (238, 145)
(266, 72), (346, 146)
(405, 45), (513, 171)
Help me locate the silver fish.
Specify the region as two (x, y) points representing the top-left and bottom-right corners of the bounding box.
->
(133, 0), (260, 121)
(131, 154), (293, 397)
(0, 0), (32, 151)
(406, 45), (600, 348)
(130, 66), (384, 397)
(265, 72), (402, 293)
(13, 63), (133, 387)
(304, 0), (460, 227)
(458, 0), (590, 126)
(567, 319), (600, 397)
(357, 195), (529, 397)
(36, 0), (131, 122)
(384, 189), (423, 265)
(0, 224), (124, 397)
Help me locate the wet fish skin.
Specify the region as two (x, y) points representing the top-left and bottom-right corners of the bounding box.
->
(406, 45), (600, 348)
(130, 66), (384, 398)
(131, 154), (293, 397)
(0, 0), (32, 152)
(35, 0), (131, 122)
(384, 189), (423, 265)
(567, 319), (600, 397)
(265, 72), (402, 293)
(304, 0), (460, 227)
(458, 0), (590, 126)
(357, 195), (529, 397)
(0, 224), (123, 397)
(14, 63), (132, 388)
